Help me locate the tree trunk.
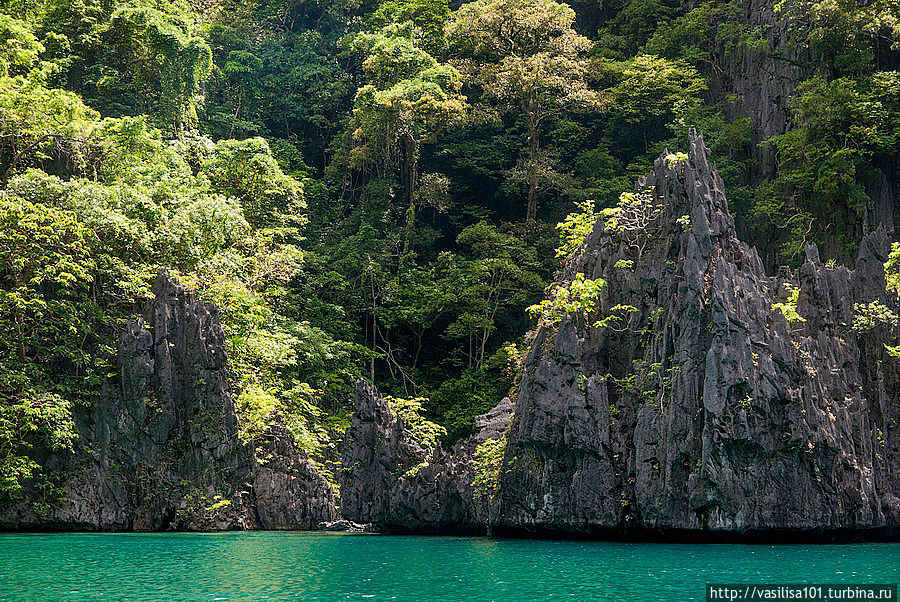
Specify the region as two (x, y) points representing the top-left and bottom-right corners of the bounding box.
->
(15, 310), (25, 364)
(525, 124), (540, 224)
(402, 136), (418, 207)
(478, 326), (489, 370)
(402, 136), (419, 251)
(370, 278), (377, 382)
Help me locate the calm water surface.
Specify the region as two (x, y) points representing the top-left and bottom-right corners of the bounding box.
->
(0, 532), (896, 600)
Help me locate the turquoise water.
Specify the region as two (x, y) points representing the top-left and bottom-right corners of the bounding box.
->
(0, 532), (897, 601)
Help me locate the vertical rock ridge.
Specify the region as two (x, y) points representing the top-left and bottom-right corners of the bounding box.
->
(339, 380), (511, 531)
(491, 131), (900, 536)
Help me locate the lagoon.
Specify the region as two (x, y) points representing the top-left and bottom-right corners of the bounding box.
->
(0, 532), (897, 600)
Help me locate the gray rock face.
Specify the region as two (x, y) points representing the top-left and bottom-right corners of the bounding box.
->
(718, 0), (810, 181)
(491, 132), (900, 536)
(253, 425), (338, 530)
(0, 274), (337, 531)
(339, 381), (511, 531)
(338, 134), (898, 539)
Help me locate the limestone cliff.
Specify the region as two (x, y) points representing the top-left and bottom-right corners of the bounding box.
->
(0, 274), (337, 531)
(491, 132), (900, 537)
(714, 0), (899, 254)
(338, 133), (899, 539)
(339, 380), (511, 532)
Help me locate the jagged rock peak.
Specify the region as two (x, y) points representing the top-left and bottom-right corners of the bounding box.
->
(339, 380), (428, 525)
(642, 131), (734, 234)
(252, 425), (338, 530)
(492, 130), (899, 537)
(333, 133), (898, 540)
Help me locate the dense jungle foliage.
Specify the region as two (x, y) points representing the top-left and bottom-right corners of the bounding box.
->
(1, 0), (898, 494)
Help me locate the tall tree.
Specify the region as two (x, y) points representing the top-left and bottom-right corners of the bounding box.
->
(447, 0), (604, 223)
(351, 23), (468, 238)
(446, 221), (542, 369)
(100, 6), (213, 135)
(0, 15), (98, 183)
(370, 0), (451, 54)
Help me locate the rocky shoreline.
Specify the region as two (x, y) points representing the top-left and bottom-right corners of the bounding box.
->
(2, 134), (898, 541)
(336, 133), (899, 539)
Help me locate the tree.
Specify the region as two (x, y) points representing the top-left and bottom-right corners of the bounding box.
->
(219, 49), (264, 138)
(447, 0), (604, 223)
(0, 14), (44, 77)
(0, 15), (99, 183)
(0, 195), (94, 496)
(202, 12), (356, 168)
(601, 189), (663, 259)
(887, 242), (900, 296)
(100, 6), (213, 134)
(555, 198), (598, 259)
(0, 195), (95, 370)
(779, 0), (900, 74)
(447, 221), (543, 369)
(527, 271), (605, 328)
(757, 72), (899, 260)
(0, 75), (98, 183)
(370, 0), (450, 54)
(202, 137), (306, 229)
(350, 23), (468, 234)
(601, 54), (706, 156)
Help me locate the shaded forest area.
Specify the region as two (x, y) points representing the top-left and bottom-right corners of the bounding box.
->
(1, 0), (898, 494)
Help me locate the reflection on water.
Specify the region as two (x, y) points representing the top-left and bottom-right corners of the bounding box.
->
(0, 532), (897, 601)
